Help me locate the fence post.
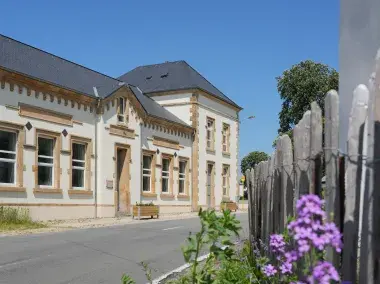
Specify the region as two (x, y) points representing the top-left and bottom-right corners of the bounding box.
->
(274, 140), (282, 234)
(342, 84), (369, 282)
(293, 111), (311, 208)
(360, 53), (380, 284)
(310, 102), (323, 195)
(246, 169), (254, 246)
(280, 134), (294, 231)
(254, 164), (260, 241)
(324, 90), (340, 267)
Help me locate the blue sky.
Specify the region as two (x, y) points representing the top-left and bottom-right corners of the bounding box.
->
(1, 0), (338, 171)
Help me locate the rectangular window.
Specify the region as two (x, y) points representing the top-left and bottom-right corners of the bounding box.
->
(222, 165), (230, 196)
(178, 160), (187, 194)
(0, 130), (17, 184)
(72, 143), (86, 188)
(142, 155), (152, 192)
(117, 97), (128, 123)
(206, 117), (215, 150)
(222, 124), (230, 153)
(161, 158), (170, 193)
(38, 137), (54, 186)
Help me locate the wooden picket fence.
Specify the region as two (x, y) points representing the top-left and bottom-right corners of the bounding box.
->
(245, 64), (380, 282)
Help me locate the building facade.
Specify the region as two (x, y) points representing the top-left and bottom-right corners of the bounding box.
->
(0, 35), (242, 220)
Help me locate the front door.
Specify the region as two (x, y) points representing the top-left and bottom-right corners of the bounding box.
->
(116, 147), (130, 214)
(206, 163), (214, 208)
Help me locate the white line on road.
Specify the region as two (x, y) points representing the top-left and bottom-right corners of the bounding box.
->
(151, 244), (235, 284)
(0, 254), (51, 269)
(162, 226), (183, 231)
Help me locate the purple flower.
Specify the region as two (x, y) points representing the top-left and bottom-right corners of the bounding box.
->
(269, 234), (286, 254)
(279, 261), (292, 274)
(309, 261), (340, 284)
(262, 264), (277, 277)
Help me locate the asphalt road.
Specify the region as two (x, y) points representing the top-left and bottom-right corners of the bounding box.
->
(0, 213), (249, 284)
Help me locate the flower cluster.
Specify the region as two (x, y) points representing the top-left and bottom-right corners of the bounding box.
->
(269, 234), (286, 254)
(288, 194), (342, 257)
(261, 194), (343, 283)
(309, 261), (340, 284)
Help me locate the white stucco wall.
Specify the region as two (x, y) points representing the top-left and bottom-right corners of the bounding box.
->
(197, 94), (239, 207)
(151, 93), (192, 126)
(141, 124), (192, 211)
(97, 96), (142, 215)
(0, 82), (97, 220)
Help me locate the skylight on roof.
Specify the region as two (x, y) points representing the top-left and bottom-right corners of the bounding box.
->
(146, 76), (152, 80)
(160, 72), (169, 78)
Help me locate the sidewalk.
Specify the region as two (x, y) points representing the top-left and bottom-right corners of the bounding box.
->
(0, 210), (247, 237)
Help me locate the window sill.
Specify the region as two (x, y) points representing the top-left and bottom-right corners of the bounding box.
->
(33, 188), (62, 194)
(68, 189), (93, 195)
(0, 186), (26, 193)
(177, 194), (190, 200)
(206, 149), (216, 154)
(222, 152), (231, 158)
(160, 193), (175, 199)
(141, 192), (157, 198)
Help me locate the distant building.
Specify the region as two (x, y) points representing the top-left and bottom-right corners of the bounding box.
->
(0, 35), (242, 220)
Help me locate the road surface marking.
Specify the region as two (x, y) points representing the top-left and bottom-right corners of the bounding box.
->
(162, 226), (183, 231)
(151, 244), (232, 284)
(0, 254), (51, 269)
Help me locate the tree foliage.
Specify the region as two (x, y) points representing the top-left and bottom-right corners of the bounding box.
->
(240, 151), (269, 174)
(276, 60), (338, 134)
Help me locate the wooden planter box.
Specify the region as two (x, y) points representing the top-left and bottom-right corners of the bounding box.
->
(220, 202), (238, 212)
(132, 205), (159, 220)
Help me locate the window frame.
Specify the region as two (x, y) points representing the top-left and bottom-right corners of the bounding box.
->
(0, 129), (18, 186)
(141, 150), (156, 195)
(117, 97), (129, 124)
(161, 154), (173, 195)
(142, 154), (153, 192)
(0, 121), (25, 191)
(69, 135), (92, 192)
(222, 123), (230, 154)
(34, 129), (61, 191)
(37, 136), (55, 188)
(71, 142), (86, 189)
(206, 117), (215, 151)
(222, 164), (230, 197)
(178, 157), (189, 196)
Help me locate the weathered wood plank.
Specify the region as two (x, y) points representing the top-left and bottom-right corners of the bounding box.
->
(280, 134), (294, 231)
(324, 90), (340, 267)
(246, 168), (254, 245)
(360, 52), (380, 284)
(293, 111), (311, 208)
(273, 143), (282, 234)
(310, 102), (323, 195)
(342, 84), (369, 282)
(267, 155), (275, 239)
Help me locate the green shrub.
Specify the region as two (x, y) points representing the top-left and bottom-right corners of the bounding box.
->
(0, 206), (45, 231)
(0, 206), (32, 224)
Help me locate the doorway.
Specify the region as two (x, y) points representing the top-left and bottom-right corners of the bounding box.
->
(206, 162), (214, 208)
(116, 145), (130, 214)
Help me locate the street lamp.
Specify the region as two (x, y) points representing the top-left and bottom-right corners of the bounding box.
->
(239, 115), (255, 123)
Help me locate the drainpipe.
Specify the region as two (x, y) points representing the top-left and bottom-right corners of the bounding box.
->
(93, 87), (100, 218)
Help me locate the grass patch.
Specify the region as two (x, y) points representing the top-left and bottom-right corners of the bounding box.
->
(0, 206), (47, 232)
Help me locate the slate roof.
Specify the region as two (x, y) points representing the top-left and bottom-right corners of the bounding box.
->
(0, 34), (121, 98)
(129, 85), (191, 127)
(0, 34), (192, 127)
(118, 60), (242, 109)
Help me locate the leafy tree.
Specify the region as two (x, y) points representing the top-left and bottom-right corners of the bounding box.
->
(276, 60), (338, 135)
(240, 151), (269, 174)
